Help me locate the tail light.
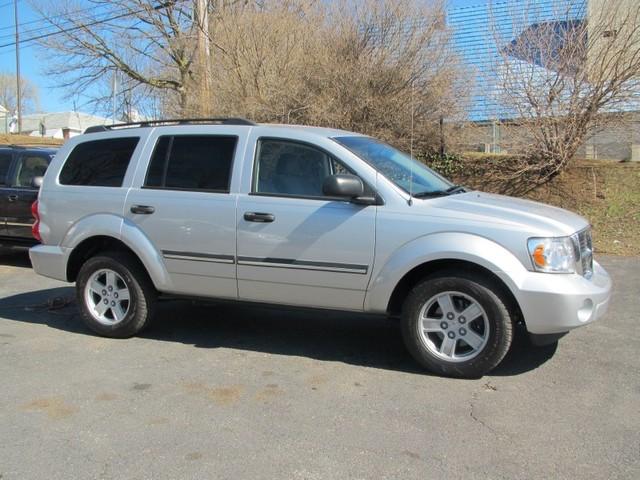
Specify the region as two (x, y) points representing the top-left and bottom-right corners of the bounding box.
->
(31, 200), (41, 242)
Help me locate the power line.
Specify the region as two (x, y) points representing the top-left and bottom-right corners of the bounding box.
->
(0, 1), (178, 49)
(0, 3), (111, 35)
(0, 4), (128, 43)
(0, 0), (18, 9)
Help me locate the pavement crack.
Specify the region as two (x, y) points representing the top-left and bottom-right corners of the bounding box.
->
(468, 390), (499, 437)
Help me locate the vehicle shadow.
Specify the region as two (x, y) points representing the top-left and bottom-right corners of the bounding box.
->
(0, 287), (558, 377)
(0, 250), (32, 268)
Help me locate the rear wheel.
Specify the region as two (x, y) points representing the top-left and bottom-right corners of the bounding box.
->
(401, 272), (513, 378)
(76, 251), (156, 338)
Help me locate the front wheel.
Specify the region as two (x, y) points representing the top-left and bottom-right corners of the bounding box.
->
(76, 251), (156, 338)
(401, 272), (514, 378)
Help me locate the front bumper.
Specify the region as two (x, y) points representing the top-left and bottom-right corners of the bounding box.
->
(514, 260), (611, 335)
(29, 245), (70, 283)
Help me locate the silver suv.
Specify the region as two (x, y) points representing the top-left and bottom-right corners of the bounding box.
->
(29, 118), (612, 378)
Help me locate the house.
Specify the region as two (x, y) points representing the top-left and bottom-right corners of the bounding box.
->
(21, 111), (112, 139)
(0, 104), (9, 133)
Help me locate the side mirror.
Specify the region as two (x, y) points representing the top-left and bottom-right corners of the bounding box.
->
(31, 176), (44, 188)
(322, 174), (364, 199)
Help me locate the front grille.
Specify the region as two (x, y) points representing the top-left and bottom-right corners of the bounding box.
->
(575, 228), (593, 278)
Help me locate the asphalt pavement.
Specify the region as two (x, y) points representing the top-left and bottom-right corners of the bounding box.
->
(0, 251), (638, 479)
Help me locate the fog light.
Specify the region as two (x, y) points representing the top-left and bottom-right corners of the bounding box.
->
(578, 299), (594, 323)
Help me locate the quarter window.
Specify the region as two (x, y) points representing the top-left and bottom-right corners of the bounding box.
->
(254, 139), (363, 198)
(145, 135), (237, 192)
(60, 137), (139, 187)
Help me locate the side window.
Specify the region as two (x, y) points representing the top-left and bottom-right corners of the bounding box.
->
(59, 137), (139, 187)
(0, 153), (11, 186)
(145, 135), (237, 192)
(13, 155), (50, 187)
(253, 139), (366, 198)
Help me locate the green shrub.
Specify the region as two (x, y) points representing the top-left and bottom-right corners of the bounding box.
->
(418, 151), (465, 178)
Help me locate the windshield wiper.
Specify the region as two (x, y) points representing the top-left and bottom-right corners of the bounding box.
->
(413, 185), (466, 198)
(445, 185), (466, 194)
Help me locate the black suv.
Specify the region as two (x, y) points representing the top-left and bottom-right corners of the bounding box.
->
(0, 145), (57, 248)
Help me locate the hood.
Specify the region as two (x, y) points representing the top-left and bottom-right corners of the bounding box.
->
(421, 191), (588, 237)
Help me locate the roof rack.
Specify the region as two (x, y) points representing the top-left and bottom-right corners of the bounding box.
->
(84, 117), (257, 134)
(0, 144), (59, 149)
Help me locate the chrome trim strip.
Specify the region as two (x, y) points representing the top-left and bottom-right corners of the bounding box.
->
(6, 222), (33, 227)
(162, 250), (235, 264)
(237, 256), (368, 275)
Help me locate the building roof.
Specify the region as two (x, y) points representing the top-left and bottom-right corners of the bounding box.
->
(21, 111), (112, 133)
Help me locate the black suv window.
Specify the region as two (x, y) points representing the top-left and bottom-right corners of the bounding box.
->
(60, 137), (139, 187)
(14, 154), (50, 187)
(253, 139), (366, 198)
(0, 152), (12, 185)
(145, 135), (237, 192)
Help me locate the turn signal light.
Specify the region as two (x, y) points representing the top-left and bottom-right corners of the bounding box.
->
(532, 244), (546, 267)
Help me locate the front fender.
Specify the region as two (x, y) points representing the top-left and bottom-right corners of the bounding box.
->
(364, 232), (529, 313)
(62, 213), (172, 291)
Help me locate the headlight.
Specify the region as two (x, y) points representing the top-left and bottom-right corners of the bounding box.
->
(527, 236), (576, 273)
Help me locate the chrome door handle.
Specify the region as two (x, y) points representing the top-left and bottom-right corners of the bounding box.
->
(130, 205), (155, 214)
(244, 212), (275, 223)
(7, 194), (18, 202)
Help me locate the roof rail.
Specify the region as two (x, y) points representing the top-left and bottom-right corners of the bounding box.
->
(0, 144), (58, 149)
(84, 117), (257, 134)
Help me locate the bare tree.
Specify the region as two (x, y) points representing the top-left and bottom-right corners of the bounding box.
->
(489, 0), (640, 185)
(0, 72), (41, 114)
(207, 0), (465, 150)
(32, 0), (201, 116)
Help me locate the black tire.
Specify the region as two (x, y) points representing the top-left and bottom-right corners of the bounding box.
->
(76, 251), (156, 338)
(401, 271), (513, 378)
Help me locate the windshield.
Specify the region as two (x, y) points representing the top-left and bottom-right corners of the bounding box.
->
(333, 136), (452, 196)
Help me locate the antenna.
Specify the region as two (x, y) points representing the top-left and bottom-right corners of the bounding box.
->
(408, 78), (415, 206)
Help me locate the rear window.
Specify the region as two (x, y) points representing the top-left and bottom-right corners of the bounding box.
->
(145, 135), (237, 192)
(59, 137), (139, 187)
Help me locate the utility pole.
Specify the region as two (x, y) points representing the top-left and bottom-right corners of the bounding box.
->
(112, 70), (117, 125)
(14, 0), (21, 133)
(195, 0), (211, 116)
(439, 115), (445, 158)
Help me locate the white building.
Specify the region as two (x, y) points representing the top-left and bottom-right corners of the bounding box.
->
(21, 111), (112, 139)
(0, 104), (9, 133)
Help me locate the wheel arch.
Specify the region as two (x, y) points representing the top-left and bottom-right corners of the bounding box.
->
(67, 236), (144, 282)
(365, 232), (527, 324)
(385, 259), (523, 325)
(61, 213), (171, 290)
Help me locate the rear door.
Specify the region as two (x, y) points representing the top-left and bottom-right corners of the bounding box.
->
(124, 127), (246, 299)
(5, 152), (52, 240)
(0, 150), (13, 236)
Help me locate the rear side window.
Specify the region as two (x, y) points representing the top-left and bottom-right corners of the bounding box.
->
(14, 154), (50, 187)
(145, 135), (237, 192)
(0, 153), (11, 185)
(59, 137), (139, 187)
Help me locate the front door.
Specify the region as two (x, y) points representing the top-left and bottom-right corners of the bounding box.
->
(236, 138), (376, 311)
(124, 131), (241, 299)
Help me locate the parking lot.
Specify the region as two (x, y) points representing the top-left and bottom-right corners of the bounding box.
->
(0, 251), (638, 479)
